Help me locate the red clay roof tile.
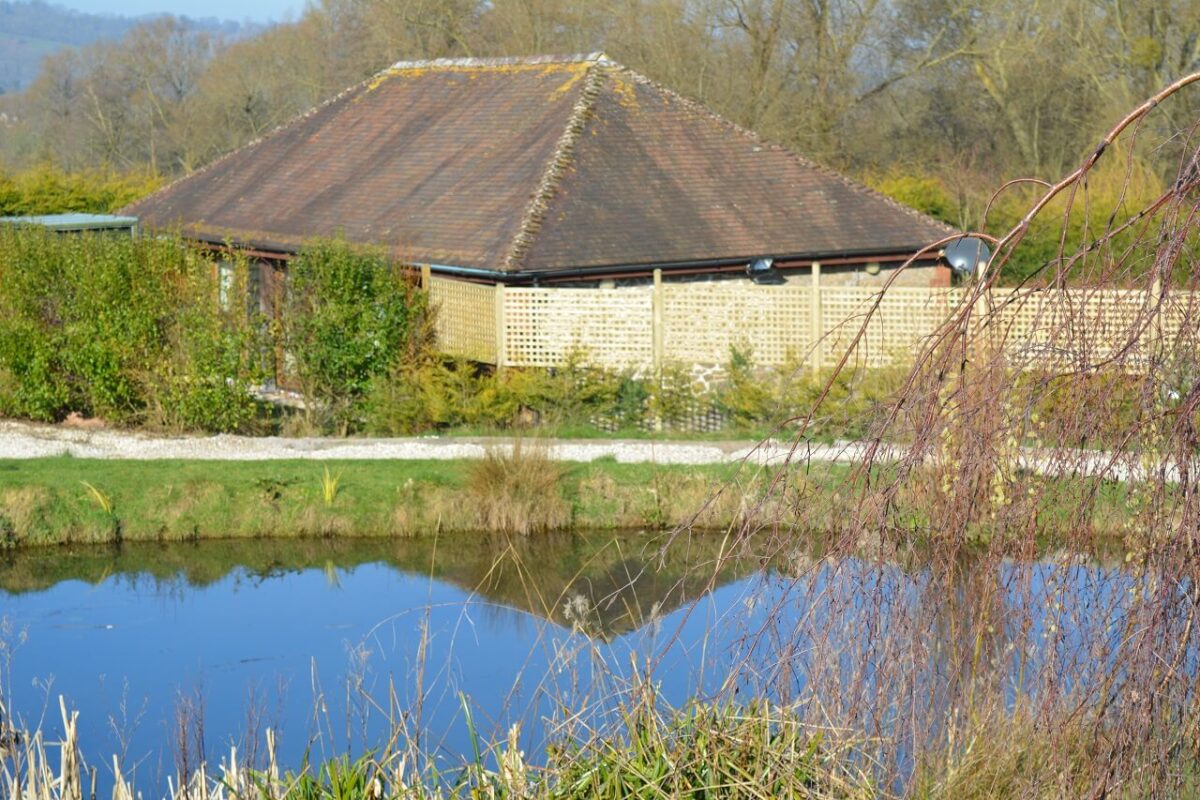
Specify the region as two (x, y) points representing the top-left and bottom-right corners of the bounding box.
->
(126, 53), (955, 274)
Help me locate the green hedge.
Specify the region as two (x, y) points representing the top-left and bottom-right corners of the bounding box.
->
(363, 348), (905, 440)
(0, 226), (260, 431)
(0, 167), (160, 217)
(283, 239), (432, 434)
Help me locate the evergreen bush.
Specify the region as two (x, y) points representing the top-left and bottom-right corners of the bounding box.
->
(283, 239), (432, 434)
(0, 226), (260, 431)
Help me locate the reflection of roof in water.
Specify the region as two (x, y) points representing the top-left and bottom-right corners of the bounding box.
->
(449, 548), (748, 641)
(0, 532), (753, 640)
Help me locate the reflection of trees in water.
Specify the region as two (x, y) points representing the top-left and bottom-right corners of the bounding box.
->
(705, 537), (1183, 789)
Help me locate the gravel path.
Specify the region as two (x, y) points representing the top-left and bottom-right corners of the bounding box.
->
(0, 420), (868, 465)
(0, 421), (1166, 482)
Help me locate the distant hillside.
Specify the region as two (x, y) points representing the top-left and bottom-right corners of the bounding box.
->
(0, 1), (247, 94)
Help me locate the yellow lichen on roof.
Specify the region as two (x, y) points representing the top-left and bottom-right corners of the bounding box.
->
(548, 62), (590, 99)
(609, 74), (639, 109)
(364, 71), (394, 93)
(383, 62), (583, 79)
(357, 56), (601, 96)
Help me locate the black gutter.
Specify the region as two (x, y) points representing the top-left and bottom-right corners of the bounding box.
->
(186, 230), (945, 283)
(189, 231), (301, 257)
(423, 244), (945, 285)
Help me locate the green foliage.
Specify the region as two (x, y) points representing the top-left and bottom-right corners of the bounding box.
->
(714, 348), (907, 439)
(983, 162), (1165, 285)
(364, 354), (654, 435)
(869, 158), (1174, 286)
(550, 702), (843, 799)
(365, 346), (908, 440)
(284, 239), (431, 433)
(868, 170), (959, 224)
(285, 752), (379, 800)
(0, 226), (260, 431)
(0, 166), (160, 216)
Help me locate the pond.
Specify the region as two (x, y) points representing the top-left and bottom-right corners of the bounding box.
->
(0, 531), (1146, 793)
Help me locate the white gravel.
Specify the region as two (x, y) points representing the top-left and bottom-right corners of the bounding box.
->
(0, 420), (872, 466)
(0, 421), (1161, 482)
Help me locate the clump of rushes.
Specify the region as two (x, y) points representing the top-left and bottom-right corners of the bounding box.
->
(466, 441), (570, 535)
(319, 466), (342, 508)
(79, 479), (120, 541)
(79, 481), (113, 515)
(0, 696), (868, 800)
(552, 701), (869, 799)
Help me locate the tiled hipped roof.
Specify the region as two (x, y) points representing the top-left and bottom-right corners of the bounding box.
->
(126, 53), (955, 274)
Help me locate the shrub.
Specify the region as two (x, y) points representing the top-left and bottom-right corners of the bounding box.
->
(365, 355), (653, 435)
(867, 169), (959, 224)
(646, 363), (709, 429)
(0, 226), (260, 431)
(363, 356), (480, 434)
(283, 239), (431, 434)
(0, 166), (161, 216)
(466, 441), (570, 534)
(867, 157), (1173, 286)
(714, 347), (799, 427)
(715, 348), (908, 439)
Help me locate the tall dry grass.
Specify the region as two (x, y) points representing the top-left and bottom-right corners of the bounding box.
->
(466, 441), (571, 535)
(682, 71), (1200, 796)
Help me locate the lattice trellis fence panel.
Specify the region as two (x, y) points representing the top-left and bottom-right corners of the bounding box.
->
(986, 287), (1169, 369)
(429, 276), (496, 363)
(819, 287), (961, 368)
(428, 274), (1181, 374)
(661, 283), (813, 366)
(503, 286), (654, 368)
(1159, 289), (1200, 369)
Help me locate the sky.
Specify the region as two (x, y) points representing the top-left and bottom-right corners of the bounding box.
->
(59, 0), (302, 24)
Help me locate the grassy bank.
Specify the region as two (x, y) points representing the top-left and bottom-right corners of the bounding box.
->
(0, 452), (1153, 550)
(0, 455), (777, 546)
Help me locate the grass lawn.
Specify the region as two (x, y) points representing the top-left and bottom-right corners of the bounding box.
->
(0, 456), (777, 546)
(0, 453), (1142, 550)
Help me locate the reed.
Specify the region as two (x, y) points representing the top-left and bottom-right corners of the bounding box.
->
(318, 466), (342, 508)
(78, 481), (113, 516)
(466, 441), (571, 535)
(0, 692), (869, 800)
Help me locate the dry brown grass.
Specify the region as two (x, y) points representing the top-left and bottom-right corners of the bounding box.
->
(466, 441), (570, 534)
(139, 481), (227, 539)
(294, 507), (354, 538)
(911, 710), (1133, 800)
(0, 487), (50, 541)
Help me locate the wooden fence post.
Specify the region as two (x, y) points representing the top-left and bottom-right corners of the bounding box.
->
(652, 268), (664, 374)
(1151, 276), (1164, 363)
(809, 261), (823, 374)
(420, 264), (432, 290)
(494, 283), (506, 369)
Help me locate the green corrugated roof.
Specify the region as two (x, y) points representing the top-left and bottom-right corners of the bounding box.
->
(0, 213), (138, 231)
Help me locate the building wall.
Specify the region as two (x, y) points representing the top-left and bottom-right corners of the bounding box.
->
(785, 260), (947, 288)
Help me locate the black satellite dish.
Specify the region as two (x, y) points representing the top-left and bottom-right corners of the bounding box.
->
(943, 237), (991, 278)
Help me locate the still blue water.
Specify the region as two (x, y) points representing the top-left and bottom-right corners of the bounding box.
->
(0, 533), (1140, 791)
